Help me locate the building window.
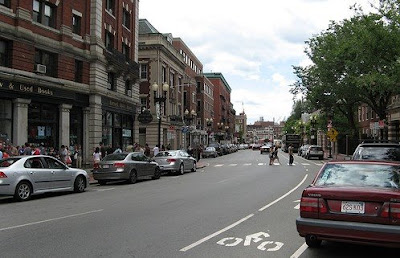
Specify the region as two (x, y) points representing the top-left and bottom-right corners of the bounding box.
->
(140, 64), (147, 79)
(105, 0), (114, 15)
(0, 39), (11, 67)
(33, 0), (56, 28)
(162, 66), (166, 83)
(75, 60), (83, 83)
(72, 14), (81, 35)
(125, 80), (132, 97)
(105, 30), (114, 50)
(122, 43), (130, 60)
(0, 0), (10, 8)
(35, 49), (57, 77)
(123, 9), (130, 29)
(107, 72), (115, 90)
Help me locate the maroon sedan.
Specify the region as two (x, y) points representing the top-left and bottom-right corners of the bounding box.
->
(296, 161), (400, 248)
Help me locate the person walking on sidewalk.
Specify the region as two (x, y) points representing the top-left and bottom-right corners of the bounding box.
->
(288, 144), (294, 165)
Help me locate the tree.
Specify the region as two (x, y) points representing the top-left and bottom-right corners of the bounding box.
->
(291, 9), (400, 139)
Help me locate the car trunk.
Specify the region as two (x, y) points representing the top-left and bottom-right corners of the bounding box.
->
(302, 187), (400, 225)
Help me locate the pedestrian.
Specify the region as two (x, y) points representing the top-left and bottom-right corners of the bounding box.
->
(273, 146), (281, 165)
(166, 143), (171, 150)
(23, 142), (32, 155)
(59, 145), (68, 163)
(288, 144), (294, 165)
(0, 146), (3, 160)
(153, 144), (159, 157)
(144, 143), (151, 157)
(99, 142), (106, 159)
(32, 145), (41, 155)
(39, 142), (47, 155)
(75, 144), (82, 168)
(113, 146), (123, 154)
(93, 147), (101, 166)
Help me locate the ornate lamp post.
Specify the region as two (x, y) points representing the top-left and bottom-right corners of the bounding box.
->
(310, 115), (317, 145)
(184, 109), (197, 147)
(152, 82), (169, 148)
(206, 118), (213, 145)
(217, 122), (223, 143)
(224, 125), (230, 141)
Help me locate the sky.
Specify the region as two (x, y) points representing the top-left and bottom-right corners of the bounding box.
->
(139, 0), (377, 124)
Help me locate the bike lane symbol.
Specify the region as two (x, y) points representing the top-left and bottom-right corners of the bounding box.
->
(217, 232), (284, 252)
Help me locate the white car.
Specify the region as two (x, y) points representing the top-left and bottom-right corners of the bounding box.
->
(0, 155), (89, 201)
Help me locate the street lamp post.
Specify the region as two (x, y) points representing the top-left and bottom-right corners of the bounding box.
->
(224, 125), (230, 141)
(152, 82), (169, 148)
(217, 122), (223, 143)
(184, 109), (197, 147)
(206, 118), (213, 145)
(310, 115), (317, 145)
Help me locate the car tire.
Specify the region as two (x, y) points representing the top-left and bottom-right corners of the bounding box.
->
(98, 180), (107, 185)
(178, 164), (184, 175)
(152, 167), (161, 180)
(14, 181), (32, 202)
(191, 162), (197, 172)
(74, 175), (86, 193)
(128, 170), (137, 184)
(305, 235), (322, 248)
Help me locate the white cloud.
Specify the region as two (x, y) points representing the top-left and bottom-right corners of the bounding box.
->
(140, 0), (379, 124)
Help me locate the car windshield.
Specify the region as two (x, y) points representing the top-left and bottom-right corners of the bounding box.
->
(102, 153), (128, 161)
(315, 163), (400, 189)
(156, 151), (177, 157)
(205, 147), (215, 151)
(0, 158), (20, 167)
(355, 146), (400, 161)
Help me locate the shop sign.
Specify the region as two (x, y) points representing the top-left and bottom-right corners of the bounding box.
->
(137, 110), (153, 124)
(122, 129), (132, 137)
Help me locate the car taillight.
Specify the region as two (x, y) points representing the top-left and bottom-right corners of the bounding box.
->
(381, 203), (400, 219)
(114, 163), (125, 168)
(300, 197), (327, 213)
(0, 172), (7, 178)
(166, 159), (176, 163)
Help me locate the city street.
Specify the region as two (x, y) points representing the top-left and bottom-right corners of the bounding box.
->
(1, 150), (398, 257)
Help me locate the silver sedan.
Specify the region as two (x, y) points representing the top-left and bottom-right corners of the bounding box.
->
(153, 150), (197, 175)
(93, 152), (161, 185)
(0, 155), (89, 201)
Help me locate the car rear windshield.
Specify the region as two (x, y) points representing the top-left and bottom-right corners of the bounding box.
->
(315, 163), (400, 189)
(156, 151), (177, 157)
(310, 146), (322, 151)
(354, 146), (400, 161)
(0, 158), (20, 167)
(102, 154), (128, 161)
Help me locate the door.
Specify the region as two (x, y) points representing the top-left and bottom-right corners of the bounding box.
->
(25, 157), (52, 191)
(44, 157), (71, 189)
(131, 153), (146, 177)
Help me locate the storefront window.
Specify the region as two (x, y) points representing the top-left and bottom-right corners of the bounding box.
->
(102, 110), (133, 151)
(70, 107), (83, 148)
(28, 102), (58, 148)
(0, 100), (12, 143)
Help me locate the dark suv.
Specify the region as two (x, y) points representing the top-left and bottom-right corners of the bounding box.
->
(352, 142), (400, 161)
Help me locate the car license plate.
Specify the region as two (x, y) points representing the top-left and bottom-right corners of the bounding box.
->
(341, 201), (365, 214)
(102, 164), (109, 169)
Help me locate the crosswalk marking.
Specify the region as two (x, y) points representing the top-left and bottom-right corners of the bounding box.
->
(228, 164), (238, 166)
(257, 163), (265, 166)
(301, 163), (310, 166)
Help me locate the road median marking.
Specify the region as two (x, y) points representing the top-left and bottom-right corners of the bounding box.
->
(0, 209), (104, 232)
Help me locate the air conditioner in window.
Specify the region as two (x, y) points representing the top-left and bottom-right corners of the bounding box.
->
(34, 64), (47, 74)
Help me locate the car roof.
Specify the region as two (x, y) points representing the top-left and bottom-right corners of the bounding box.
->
(357, 142), (400, 147)
(324, 160), (400, 166)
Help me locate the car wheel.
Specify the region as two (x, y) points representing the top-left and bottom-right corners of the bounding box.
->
(14, 181), (32, 201)
(128, 170), (137, 184)
(98, 180), (107, 185)
(191, 162), (197, 172)
(305, 235), (322, 248)
(74, 175), (86, 193)
(152, 167), (161, 180)
(178, 164), (184, 175)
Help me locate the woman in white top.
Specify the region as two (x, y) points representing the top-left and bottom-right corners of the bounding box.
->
(93, 147), (102, 164)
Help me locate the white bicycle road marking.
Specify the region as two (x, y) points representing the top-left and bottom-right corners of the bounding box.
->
(0, 209), (104, 232)
(180, 174), (309, 252)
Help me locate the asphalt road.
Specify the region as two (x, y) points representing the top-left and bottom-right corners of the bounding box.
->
(0, 149), (398, 257)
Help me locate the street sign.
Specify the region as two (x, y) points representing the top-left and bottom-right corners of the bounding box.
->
(327, 128), (338, 142)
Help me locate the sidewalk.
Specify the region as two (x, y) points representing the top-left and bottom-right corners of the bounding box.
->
(86, 161), (208, 185)
(324, 153), (351, 161)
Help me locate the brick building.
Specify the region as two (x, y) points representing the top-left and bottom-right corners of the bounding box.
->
(0, 0), (140, 165)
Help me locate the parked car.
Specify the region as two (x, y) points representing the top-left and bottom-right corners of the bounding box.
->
(260, 144), (272, 154)
(93, 152), (160, 185)
(352, 142), (400, 161)
(203, 147), (218, 158)
(296, 161), (400, 248)
(298, 145), (309, 156)
(304, 145), (324, 160)
(153, 150), (197, 175)
(0, 155), (89, 201)
(208, 142), (222, 156)
(252, 144), (261, 150)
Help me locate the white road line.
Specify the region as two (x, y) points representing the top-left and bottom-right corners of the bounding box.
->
(290, 243), (308, 258)
(259, 174), (308, 212)
(0, 209), (104, 232)
(96, 188), (115, 192)
(215, 164), (224, 167)
(180, 214), (254, 252)
(301, 163), (310, 166)
(228, 164), (237, 166)
(243, 163), (252, 166)
(257, 163), (265, 166)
